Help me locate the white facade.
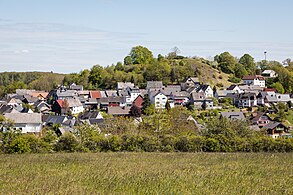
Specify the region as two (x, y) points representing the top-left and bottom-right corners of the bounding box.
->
(204, 86), (214, 98)
(70, 105), (84, 115)
(243, 78), (265, 88)
(13, 124), (42, 133)
(151, 92), (168, 109)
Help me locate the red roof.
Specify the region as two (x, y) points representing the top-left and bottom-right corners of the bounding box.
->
(134, 95), (143, 108)
(264, 88), (277, 92)
(56, 99), (64, 108)
(90, 91), (101, 99)
(242, 75), (265, 80)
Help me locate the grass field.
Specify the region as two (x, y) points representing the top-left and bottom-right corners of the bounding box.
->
(0, 153), (292, 194)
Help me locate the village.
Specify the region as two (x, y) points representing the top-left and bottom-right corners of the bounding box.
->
(0, 69), (292, 139)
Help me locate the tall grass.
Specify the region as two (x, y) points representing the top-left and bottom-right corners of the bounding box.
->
(0, 153), (292, 194)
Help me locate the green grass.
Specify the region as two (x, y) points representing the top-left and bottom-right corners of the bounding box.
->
(0, 153), (292, 194)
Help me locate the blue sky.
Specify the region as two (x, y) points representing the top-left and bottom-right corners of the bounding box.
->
(0, 0), (292, 73)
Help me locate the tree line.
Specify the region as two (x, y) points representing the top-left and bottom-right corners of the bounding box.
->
(1, 107), (292, 153)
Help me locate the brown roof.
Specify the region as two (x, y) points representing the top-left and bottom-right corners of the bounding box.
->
(242, 75), (265, 80)
(90, 91), (101, 99)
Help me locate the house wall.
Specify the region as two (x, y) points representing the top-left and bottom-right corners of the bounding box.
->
(14, 123), (42, 133)
(70, 106), (84, 115)
(151, 93), (167, 109)
(204, 87), (214, 98)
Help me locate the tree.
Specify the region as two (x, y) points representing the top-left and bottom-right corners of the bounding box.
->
(142, 94), (151, 114)
(239, 54), (256, 74)
(129, 46), (153, 64)
(215, 52), (237, 74)
(165, 100), (171, 111)
(234, 64), (248, 78)
(124, 56), (132, 65)
(89, 65), (104, 88)
(130, 105), (142, 117)
(272, 82), (285, 94)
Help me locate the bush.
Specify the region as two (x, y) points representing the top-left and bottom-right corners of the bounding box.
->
(55, 133), (79, 152)
(8, 136), (31, 154)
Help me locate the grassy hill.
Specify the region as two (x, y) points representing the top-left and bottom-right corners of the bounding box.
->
(184, 58), (232, 88)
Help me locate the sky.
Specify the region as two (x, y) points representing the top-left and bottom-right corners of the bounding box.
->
(0, 0), (292, 73)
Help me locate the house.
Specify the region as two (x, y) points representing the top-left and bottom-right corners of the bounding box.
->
(133, 95), (144, 108)
(70, 83), (84, 91)
(146, 81), (163, 90)
(190, 92), (213, 109)
(33, 100), (51, 113)
(261, 70), (278, 78)
(227, 85), (244, 93)
(85, 98), (100, 110)
(7, 98), (23, 106)
(65, 98), (84, 115)
(196, 85), (213, 98)
(89, 90), (101, 99)
(4, 113), (42, 133)
(170, 91), (189, 105)
(44, 115), (76, 128)
(30, 91), (49, 101)
(220, 112), (245, 121)
(276, 94), (291, 103)
(161, 85), (188, 106)
(118, 87), (140, 107)
(242, 75), (266, 87)
(263, 122), (289, 139)
(48, 89), (78, 101)
(250, 112), (272, 128)
(149, 91), (168, 109)
(257, 91), (275, 105)
(79, 111), (104, 125)
(77, 90), (90, 99)
(238, 84), (263, 93)
(117, 82), (135, 91)
(126, 87), (141, 106)
(238, 93), (257, 108)
(22, 94), (39, 105)
(181, 77), (200, 91)
(0, 105), (20, 115)
(105, 90), (118, 97)
(214, 90), (236, 100)
(107, 106), (131, 116)
(52, 98), (84, 115)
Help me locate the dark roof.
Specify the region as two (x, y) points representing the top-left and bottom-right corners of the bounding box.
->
(251, 112), (271, 123)
(221, 112), (245, 120)
(227, 85), (238, 90)
(263, 121), (287, 130)
(79, 111), (102, 120)
(146, 81), (163, 89)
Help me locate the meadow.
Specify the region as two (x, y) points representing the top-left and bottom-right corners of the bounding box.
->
(0, 153), (292, 194)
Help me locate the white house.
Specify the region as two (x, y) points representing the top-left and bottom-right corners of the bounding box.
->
(227, 85), (244, 93)
(242, 75), (266, 88)
(197, 85), (214, 98)
(149, 91), (168, 109)
(261, 70), (278, 78)
(4, 113), (42, 133)
(65, 98), (84, 115)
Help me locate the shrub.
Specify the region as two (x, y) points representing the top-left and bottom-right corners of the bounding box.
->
(55, 133), (79, 152)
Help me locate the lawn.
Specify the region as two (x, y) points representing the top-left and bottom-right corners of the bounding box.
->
(0, 153), (292, 194)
